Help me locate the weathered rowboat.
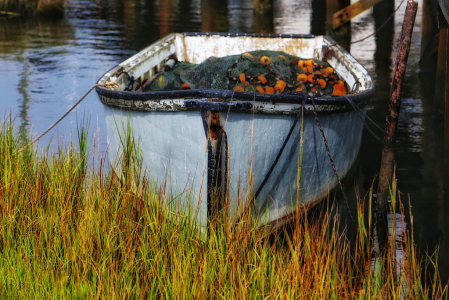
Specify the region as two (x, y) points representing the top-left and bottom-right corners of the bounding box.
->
(95, 32), (374, 233)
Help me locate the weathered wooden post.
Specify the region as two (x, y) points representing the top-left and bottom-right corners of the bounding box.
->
(377, 0), (418, 249)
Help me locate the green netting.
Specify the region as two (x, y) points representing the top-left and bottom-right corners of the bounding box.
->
(144, 50), (346, 96)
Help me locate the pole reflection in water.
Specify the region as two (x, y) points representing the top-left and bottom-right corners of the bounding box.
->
(228, 0), (253, 33)
(273, 0), (311, 34)
(201, 0), (229, 32)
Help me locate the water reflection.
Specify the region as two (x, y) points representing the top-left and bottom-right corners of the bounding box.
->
(0, 0), (447, 283)
(201, 0), (229, 32)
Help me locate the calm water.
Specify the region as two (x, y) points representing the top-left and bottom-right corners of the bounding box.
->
(1, 0), (448, 282)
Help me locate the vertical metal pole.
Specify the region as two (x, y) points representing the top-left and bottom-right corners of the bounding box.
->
(377, 0), (418, 250)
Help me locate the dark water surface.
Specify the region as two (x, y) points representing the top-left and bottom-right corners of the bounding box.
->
(1, 0), (448, 282)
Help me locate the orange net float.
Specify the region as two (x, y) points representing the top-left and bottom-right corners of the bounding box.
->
(297, 74), (307, 83)
(332, 89), (346, 95)
(235, 86), (244, 92)
(276, 80), (287, 87)
(257, 75), (267, 84)
(317, 79), (326, 89)
(181, 82), (190, 90)
(239, 73), (246, 82)
(260, 56), (271, 65)
(298, 60), (305, 68)
(256, 86), (265, 93)
(274, 84), (285, 93)
(265, 86), (274, 94)
(307, 74), (315, 83)
(296, 86), (302, 92)
(305, 59), (315, 67)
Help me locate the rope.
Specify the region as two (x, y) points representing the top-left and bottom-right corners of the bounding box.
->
(350, 0), (406, 44)
(343, 96), (395, 147)
(31, 83), (106, 144)
(254, 109), (302, 200)
(310, 98), (356, 224)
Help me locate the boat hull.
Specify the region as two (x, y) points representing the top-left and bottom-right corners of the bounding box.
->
(96, 32), (374, 233)
(104, 105), (365, 231)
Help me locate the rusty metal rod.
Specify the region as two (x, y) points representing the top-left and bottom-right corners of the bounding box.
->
(376, 0), (418, 249)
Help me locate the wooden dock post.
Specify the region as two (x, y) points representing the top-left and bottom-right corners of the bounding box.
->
(377, 0), (418, 249)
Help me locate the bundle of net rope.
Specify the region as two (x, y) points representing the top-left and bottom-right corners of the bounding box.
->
(145, 50), (348, 96)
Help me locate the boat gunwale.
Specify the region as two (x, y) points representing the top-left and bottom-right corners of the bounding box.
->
(95, 32), (374, 110)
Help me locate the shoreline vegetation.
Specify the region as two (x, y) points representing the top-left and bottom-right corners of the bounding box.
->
(0, 119), (447, 298)
(0, 0), (65, 17)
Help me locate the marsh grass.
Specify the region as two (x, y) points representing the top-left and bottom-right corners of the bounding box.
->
(0, 118), (447, 299)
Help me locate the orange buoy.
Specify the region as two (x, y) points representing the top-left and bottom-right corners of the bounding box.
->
(298, 60), (305, 68)
(279, 55), (286, 60)
(296, 86), (302, 92)
(244, 81), (250, 86)
(243, 52), (253, 57)
(305, 59), (315, 67)
(301, 67), (308, 73)
(265, 86), (274, 94)
(307, 74), (315, 83)
(274, 84), (285, 93)
(260, 56), (271, 65)
(314, 71), (322, 76)
(235, 86), (244, 92)
(332, 89), (346, 95)
(322, 67), (334, 77)
(239, 73), (246, 82)
(276, 80), (287, 87)
(181, 82), (190, 90)
(297, 74), (307, 83)
(307, 66), (314, 74)
(257, 75), (267, 84)
(256, 86), (265, 93)
(317, 79), (326, 89)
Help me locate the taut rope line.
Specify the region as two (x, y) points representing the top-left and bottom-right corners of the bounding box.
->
(30, 83), (116, 144)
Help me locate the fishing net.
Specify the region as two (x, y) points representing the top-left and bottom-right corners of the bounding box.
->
(145, 50), (347, 96)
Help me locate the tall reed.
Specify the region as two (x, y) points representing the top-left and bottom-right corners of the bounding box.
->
(0, 118), (446, 299)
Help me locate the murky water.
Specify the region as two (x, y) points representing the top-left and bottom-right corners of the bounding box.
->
(1, 0), (448, 282)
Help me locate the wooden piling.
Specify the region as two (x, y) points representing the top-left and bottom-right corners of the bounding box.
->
(377, 0), (418, 248)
